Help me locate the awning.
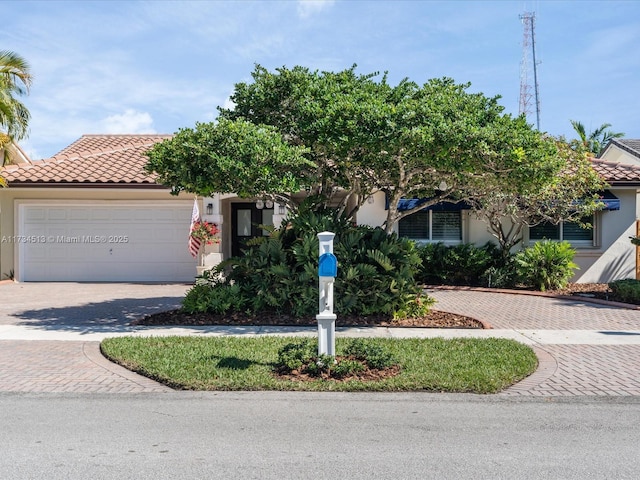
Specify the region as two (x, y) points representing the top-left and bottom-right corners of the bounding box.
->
(391, 198), (470, 212)
(390, 191), (619, 212)
(599, 190), (620, 211)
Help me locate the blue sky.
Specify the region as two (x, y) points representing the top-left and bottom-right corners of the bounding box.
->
(3, 0), (639, 160)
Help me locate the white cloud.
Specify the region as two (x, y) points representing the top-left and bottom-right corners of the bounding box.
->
(102, 109), (155, 134)
(297, 0), (335, 19)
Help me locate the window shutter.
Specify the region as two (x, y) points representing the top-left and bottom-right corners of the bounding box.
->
(432, 211), (461, 240)
(399, 211), (430, 239)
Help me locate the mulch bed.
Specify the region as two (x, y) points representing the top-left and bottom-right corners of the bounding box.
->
(548, 282), (614, 300)
(134, 308), (484, 329)
(133, 283), (623, 330)
(276, 361), (402, 383)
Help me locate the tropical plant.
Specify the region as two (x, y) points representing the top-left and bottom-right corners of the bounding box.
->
(570, 119), (624, 156)
(515, 240), (578, 291)
(0, 50), (32, 166)
(183, 208), (429, 319)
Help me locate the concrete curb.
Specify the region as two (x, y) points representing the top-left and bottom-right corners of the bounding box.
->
(500, 346), (558, 396)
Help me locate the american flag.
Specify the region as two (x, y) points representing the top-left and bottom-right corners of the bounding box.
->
(188, 198), (202, 258)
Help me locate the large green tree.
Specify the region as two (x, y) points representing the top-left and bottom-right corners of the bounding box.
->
(147, 65), (566, 232)
(570, 119), (624, 156)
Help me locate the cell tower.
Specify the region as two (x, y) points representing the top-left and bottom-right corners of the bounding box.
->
(519, 12), (541, 130)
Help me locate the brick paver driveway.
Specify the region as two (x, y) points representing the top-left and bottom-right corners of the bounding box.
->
(0, 282), (189, 393)
(2, 282), (640, 396)
(430, 289), (640, 396)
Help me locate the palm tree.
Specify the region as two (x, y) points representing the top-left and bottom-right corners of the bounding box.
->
(570, 120), (624, 156)
(1, 50), (32, 168)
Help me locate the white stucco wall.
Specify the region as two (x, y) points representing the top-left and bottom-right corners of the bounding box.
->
(354, 188), (639, 284)
(572, 188), (638, 283)
(356, 192), (387, 229)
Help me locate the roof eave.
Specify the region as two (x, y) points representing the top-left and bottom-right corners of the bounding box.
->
(5, 182), (169, 189)
(606, 181), (640, 188)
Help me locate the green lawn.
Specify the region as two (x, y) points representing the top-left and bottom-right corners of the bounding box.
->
(101, 336), (538, 393)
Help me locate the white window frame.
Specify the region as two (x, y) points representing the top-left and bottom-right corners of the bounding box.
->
(527, 214), (598, 248)
(398, 210), (464, 245)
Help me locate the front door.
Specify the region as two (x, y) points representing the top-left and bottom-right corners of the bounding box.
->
(231, 203), (274, 257)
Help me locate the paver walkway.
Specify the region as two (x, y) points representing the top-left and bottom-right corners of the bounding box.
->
(0, 340), (170, 393)
(1, 283), (640, 396)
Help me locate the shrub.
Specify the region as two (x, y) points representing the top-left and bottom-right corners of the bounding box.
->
(609, 279), (640, 304)
(277, 340), (316, 371)
(479, 257), (519, 289)
(515, 240), (578, 291)
(416, 242), (503, 286)
(185, 206), (430, 319)
(275, 339), (398, 379)
(183, 281), (246, 314)
(344, 338), (397, 370)
(393, 292), (436, 320)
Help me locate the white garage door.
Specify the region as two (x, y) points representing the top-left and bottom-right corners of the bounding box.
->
(18, 202), (197, 282)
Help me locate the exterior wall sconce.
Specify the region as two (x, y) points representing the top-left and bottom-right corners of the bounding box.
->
(206, 203), (213, 215)
(278, 204), (286, 215)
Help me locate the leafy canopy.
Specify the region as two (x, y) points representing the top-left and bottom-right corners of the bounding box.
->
(570, 119), (624, 156)
(467, 137), (607, 256)
(1, 50), (32, 170)
(146, 117), (314, 199)
(146, 65), (602, 240)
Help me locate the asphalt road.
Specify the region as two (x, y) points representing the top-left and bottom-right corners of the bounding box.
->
(1, 392), (639, 480)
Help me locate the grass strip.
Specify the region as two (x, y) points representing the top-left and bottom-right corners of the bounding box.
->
(101, 336), (537, 393)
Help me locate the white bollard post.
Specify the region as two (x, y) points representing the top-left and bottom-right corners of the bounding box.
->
(316, 231), (337, 356)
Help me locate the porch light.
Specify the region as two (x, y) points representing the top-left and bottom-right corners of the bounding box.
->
(206, 203), (213, 215)
(278, 204), (286, 215)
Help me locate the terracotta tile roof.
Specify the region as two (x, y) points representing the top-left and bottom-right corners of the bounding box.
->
(1, 134), (173, 187)
(4, 134), (640, 188)
(590, 158), (640, 184)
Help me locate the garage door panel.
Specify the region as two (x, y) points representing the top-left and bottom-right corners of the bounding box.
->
(69, 209), (91, 221)
(24, 207), (46, 222)
(20, 203), (197, 282)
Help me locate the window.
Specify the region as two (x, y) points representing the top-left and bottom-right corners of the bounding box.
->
(529, 216), (595, 246)
(399, 210), (462, 242)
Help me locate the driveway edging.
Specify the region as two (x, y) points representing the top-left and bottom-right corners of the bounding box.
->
(428, 284), (640, 311)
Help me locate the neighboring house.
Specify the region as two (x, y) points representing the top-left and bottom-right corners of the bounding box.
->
(598, 139), (640, 166)
(0, 135), (198, 282)
(2, 134), (640, 284)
